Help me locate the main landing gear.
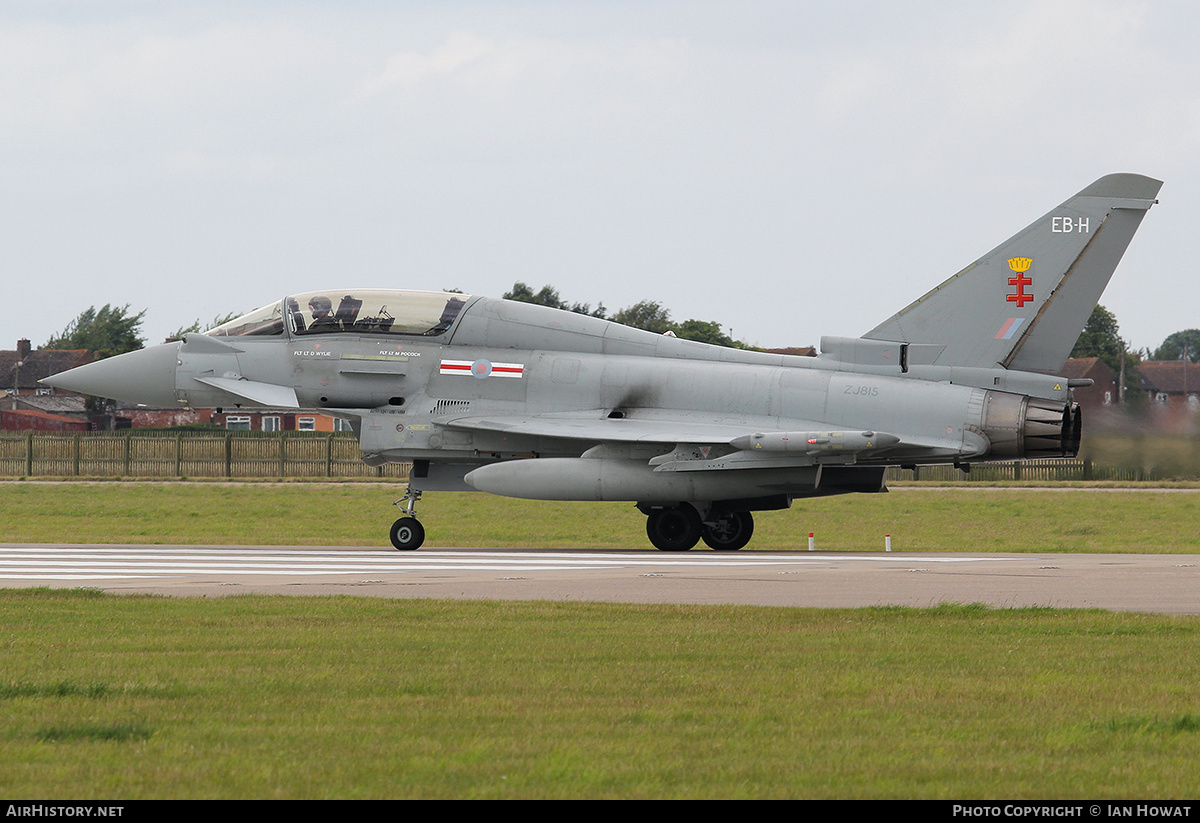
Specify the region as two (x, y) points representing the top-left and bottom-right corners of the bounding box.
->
(390, 488), (425, 551)
(642, 504), (754, 552)
(386, 492), (753, 553)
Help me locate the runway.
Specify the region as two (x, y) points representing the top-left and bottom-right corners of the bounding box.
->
(2, 544), (1198, 613)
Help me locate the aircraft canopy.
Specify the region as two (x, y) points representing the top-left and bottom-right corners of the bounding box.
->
(206, 290), (472, 338)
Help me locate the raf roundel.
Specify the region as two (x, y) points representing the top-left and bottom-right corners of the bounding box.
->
(471, 359), (493, 379)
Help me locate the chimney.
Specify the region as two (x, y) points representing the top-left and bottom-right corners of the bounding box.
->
(17, 339), (31, 361)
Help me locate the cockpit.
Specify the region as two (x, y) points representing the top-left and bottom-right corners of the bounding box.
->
(205, 290), (472, 338)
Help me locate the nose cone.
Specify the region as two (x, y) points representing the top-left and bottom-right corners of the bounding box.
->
(41, 342), (181, 407)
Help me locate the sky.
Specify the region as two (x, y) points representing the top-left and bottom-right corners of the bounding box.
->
(3, 1), (1198, 356)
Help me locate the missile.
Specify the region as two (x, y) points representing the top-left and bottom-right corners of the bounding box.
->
(729, 430), (900, 454)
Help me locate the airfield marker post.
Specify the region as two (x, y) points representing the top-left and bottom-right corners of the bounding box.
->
(808, 532), (814, 551)
(885, 534), (892, 552)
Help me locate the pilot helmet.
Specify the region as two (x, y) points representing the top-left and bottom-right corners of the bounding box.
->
(309, 296), (333, 313)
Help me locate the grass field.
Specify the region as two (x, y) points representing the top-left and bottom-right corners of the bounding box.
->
(1, 480), (1198, 552)
(3, 482), (1199, 798)
(2, 589), (1199, 799)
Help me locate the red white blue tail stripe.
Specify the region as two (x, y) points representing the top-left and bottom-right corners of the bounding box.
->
(994, 317), (1025, 340)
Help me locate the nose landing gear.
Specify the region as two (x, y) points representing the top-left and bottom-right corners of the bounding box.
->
(390, 488), (425, 550)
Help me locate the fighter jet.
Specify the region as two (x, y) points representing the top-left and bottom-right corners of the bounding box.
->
(44, 173), (1161, 551)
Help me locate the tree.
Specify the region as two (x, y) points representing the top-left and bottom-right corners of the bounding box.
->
(504, 281), (561, 308)
(1070, 305), (1130, 376)
(44, 304), (146, 359)
(672, 318), (741, 348)
(502, 284), (756, 348)
(503, 282), (606, 318)
(611, 300), (674, 334)
(168, 312), (242, 341)
(1152, 329), (1200, 363)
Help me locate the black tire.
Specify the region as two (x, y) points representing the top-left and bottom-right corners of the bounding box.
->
(390, 517), (425, 551)
(701, 511), (754, 551)
(646, 506), (701, 552)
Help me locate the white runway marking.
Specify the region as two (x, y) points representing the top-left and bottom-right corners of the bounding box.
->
(0, 546), (995, 581)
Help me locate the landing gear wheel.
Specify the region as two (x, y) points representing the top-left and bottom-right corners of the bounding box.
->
(390, 517), (425, 551)
(646, 506), (702, 552)
(702, 511), (754, 551)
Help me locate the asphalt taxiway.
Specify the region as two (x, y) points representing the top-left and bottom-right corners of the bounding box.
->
(1, 544), (1197, 614)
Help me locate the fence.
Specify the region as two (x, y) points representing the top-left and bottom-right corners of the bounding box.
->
(0, 432), (1188, 482)
(0, 432), (409, 479)
(884, 459), (1146, 483)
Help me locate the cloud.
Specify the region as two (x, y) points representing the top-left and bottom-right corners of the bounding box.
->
(353, 30), (498, 99)
(2, 2), (1199, 352)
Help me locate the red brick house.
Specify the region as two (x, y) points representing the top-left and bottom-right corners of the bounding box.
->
(2, 340), (93, 400)
(209, 409), (351, 432)
(1138, 360), (1200, 420)
(0, 408), (90, 432)
(1061, 357), (1120, 414)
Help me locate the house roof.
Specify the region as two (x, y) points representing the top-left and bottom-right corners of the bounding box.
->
(765, 346), (817, 357)
(0, 348), (94, 390)
(11, 394), (89, 415)
(1137, 361), (1200, 394)
(1061, 357), (1115, 382)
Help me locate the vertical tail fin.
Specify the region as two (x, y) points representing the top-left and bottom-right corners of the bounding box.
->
(864, 173), (1162, 374)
